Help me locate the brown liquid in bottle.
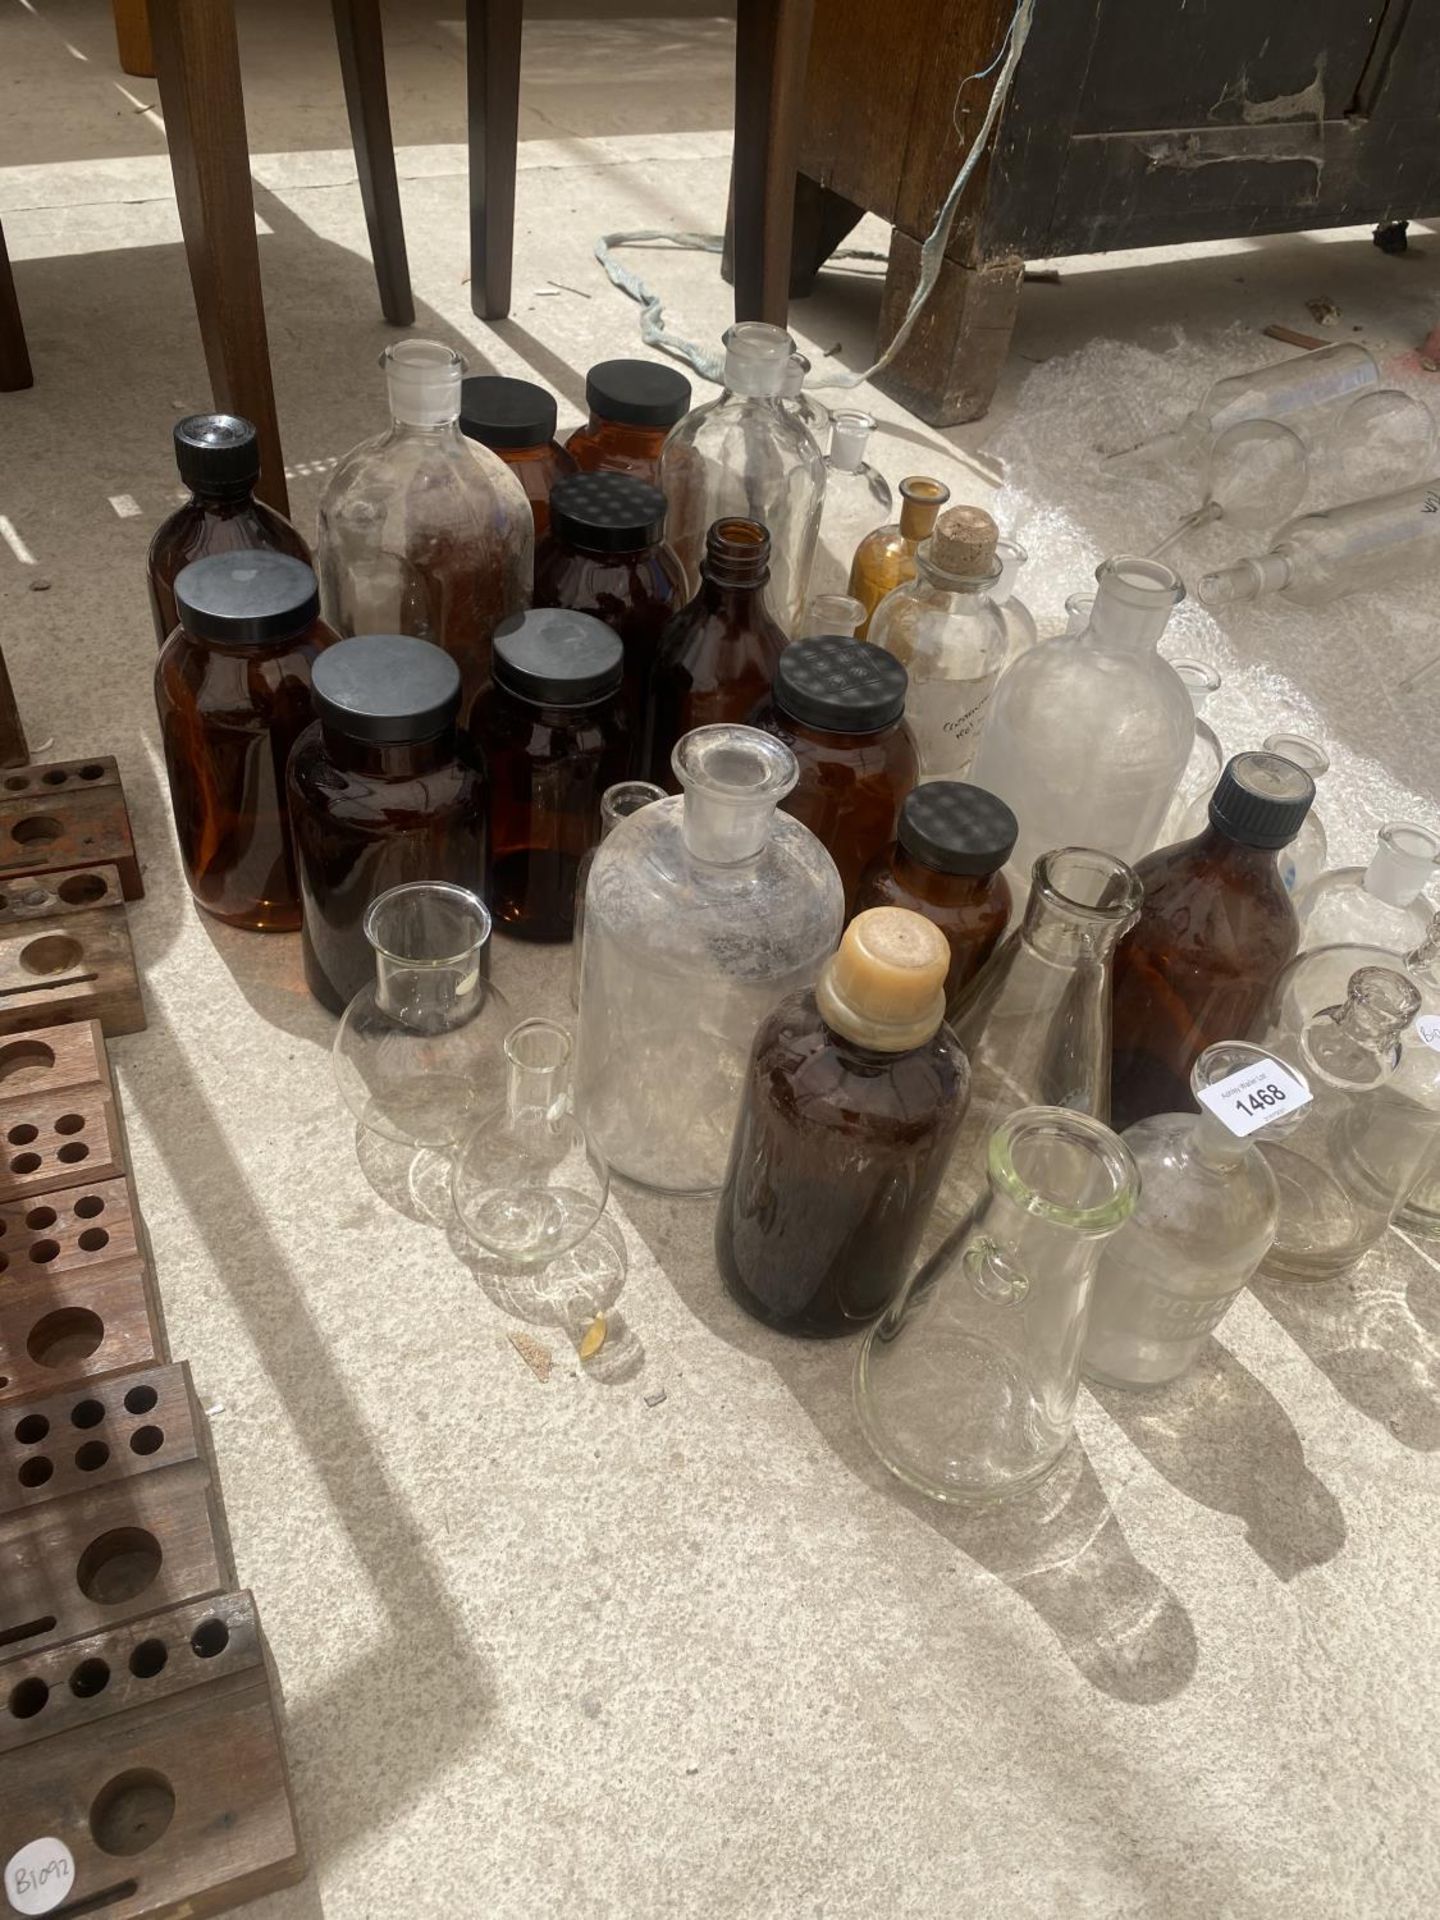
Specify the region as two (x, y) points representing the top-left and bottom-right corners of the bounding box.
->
(847, 476), (950, 638)
(565, 358), (692, 485)
(459, 374), (577, 537)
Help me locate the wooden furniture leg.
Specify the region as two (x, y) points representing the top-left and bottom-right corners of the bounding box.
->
(113, 0), (156, 77)
(467, 0), (523, 323)
(731, 0), (815, 326)
(872, 230), (1023, 427)
(148, 0), (289, 516)
(331, 0), (415, 326)
(0, 222), (33, 394)
(788, 174), (865, 297)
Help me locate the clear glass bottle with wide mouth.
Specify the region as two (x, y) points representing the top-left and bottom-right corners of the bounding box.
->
(1293, 821), (1439, 953)
(848, 475), (950, 638)
(573, 723), (844, 1194)
(459, 374), (577, 538)
(566, 358), (694, 484)
(811, 410), (893, 596)
(856, 1105), (1138, 1504)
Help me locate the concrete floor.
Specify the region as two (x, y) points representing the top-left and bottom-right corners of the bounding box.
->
(3, 4), (1440, 1916)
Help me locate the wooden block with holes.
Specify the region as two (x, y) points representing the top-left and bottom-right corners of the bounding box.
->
(0, 757), (143, 899)
(0, 1591), (304, 1917)
(1, 1364), (232, 1656)
(0, 1261), (165, 1404)
(0, 863), (143, 1037)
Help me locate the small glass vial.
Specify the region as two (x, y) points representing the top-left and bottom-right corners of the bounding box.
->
(156, 550), (337, 931)
(853, 781), (1016, 1016)
(148, 413), (311, 646)
(566, 358), (693, 484)
(752, 635), (920, 914)
(569, 779), (666, 1011)
(716, 909), (969, 1336)
(459, 375), (576, 537)
(288, 633), (488, 1013)
(800, 593), (866, 639)
(1293, 820), (1439, 953)
(533, 470), (687, 739)
(848, 475), (950, 637)
(471, 608), (633, 941)
(812, 410), (893, 596)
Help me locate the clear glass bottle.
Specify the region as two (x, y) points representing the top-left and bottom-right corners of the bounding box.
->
(1110, 752), (1314, 1132)
(869, 505), (1010, 783)
(1177, 728), (1330, 892)
(148, 413), (311, 646)
(811, 411), (893, 596)
(969, 558), (1194, 883)
(566, 359), (693, 484)
(646, 517), (788, 787)
(716, 908), (969, 1336)
(1198, 476), (1440, 609)
(1152, 661), (1223, 850)
(800, 593), (866, 639)
(1082, 1042), (1283, 1390)
(569, 779), (666, 1011)
(848, 475), (950, 638)
(317, 340), (533, 706)
(334, 881), (512, 1148)
(994, 537), (1037, 659)
(1116, 342), (1378, 470)
(573, 723), (844, 1193)
(1293, 821), (1439, 953)
(852, 781), (1016, 1016)
(780, 350), (830, 448)
(1147, 419), (1308, 559)
(458, 374), (577, 537)
(856, 1105), (1138, 1504)
(660, 323), (825, 632)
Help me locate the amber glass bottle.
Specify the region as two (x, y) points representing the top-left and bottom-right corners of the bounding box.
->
(287, 634), (488, 1013)
(156, 551), (337, 930)
(716, 908), (969, 1336)
(752, 636), (919, 914)
(1110, 750), (1316, 1130)
(848, 476), (950, 638)
(459, 375), (576, 537)
(532, 471), (686, 739)
(565, 359), (693, 484)
(147, 414), (311, 646)
(471, 608), (633, 940)
(853, 781), (1016, 1015)
(646, 517), (788, 787)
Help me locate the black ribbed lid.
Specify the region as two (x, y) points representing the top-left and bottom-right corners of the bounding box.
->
(549, 472), (667, 551)
(898, 781), (1017, 876)
(585, 358), (692, 429)
(459, 375), (557, 450)
(173, 413), (260, 493)
(493, 608), (623, 705)
(1209, 750), (1315, 849)
(174, 550), (319, 645)
(773, 636), (908, 734)
(311, 634), (461, 743)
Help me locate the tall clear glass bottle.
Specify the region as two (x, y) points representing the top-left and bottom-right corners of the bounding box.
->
(573, 724), (844, 1193)
(569, 779), (666, 1010)
(848, 476), (950, 638)
(1293, 820), (1439, 953)
(856, 1106), (1138, 1504)
(659, 323), (826, 631)
(1116, 342), (1377, 470)
(1198, 476), (1440, 609)
(811, 411), (893, 596)
(317, 340), (533, 705)
(1152, 661), (1223, 850)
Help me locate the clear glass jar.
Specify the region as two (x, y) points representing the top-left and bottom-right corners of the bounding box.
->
(288, 633), (488, 1013)
(1152, 661), (1223, 850)
(570, 779), (666, 1010)
(848, 476), (950, 638)
(317, 340), (533, 707)
(660, 322), (826, 632)
(811, 410), (893, 596)
(969, 557), (1194, 882)
(1294, 821), (1439, 953)
(856, 1106), (1138, 1503)
(1082, 1042), (1282, 1390)
(869, 506), (1010, 782)
(573, 724), (844, 1193)
(459, 374), (577, 537)
(148, 412), (311, 646)
(566, 358), (693, 484)
(156, 550), (338, 931)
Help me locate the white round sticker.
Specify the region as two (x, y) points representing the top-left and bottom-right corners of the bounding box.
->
(4, 1838), (76, 1916)
(1413, 1013), (1440, 1053)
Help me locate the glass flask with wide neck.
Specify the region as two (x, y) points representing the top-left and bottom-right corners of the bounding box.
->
(570, 779), (666, 1011)
(1294, 820), (1439, 953)
(333, 882), (511, 1148)
(856, 1106), (1138, 1504)
(1199, 476), (1440, 610)
(573, 724), (844, 1194)
(968, 557), (1194, 885)
(316, 340), (534, 706)
(1082, 1043), (1283, 1390)
(848, 476), (950, 637)
(659, 322), (826, 632)
(811, 410), (894, 596)
(1152, 660), (1223, 850)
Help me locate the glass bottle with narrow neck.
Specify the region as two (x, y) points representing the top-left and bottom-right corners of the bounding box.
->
(1178, 728), (1330, 891)
(1199, 475), (1440, 609)
(1152, 660), (1223, 850)
(780, 351), (830, 448)
(570, 779), (666, 1010)
(848, 475), (950, 637)
(1294, 820), (1439, 953)
(812, 410), (893, 596)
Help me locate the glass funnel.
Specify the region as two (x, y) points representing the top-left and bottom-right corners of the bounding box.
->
(570, 779), (666, 1009)
(812, 410), (893, 597)
(1199, 475), (1440, 610)
(856, 1106), (1138, 1504)
(334, 882), (511, 1147)
(1147, 420), (1308, 560)
(1293, 820), (1439, 953)
(1152, 660), (1223, 849)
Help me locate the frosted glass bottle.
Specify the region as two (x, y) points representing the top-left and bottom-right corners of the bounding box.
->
(1293, 821), (1439, 953)
(1179, 729), (1329, 892)
(969, 557), (1193, 883)
(811, 411), (893, 596)
(1198, 476), (1440, 610)
(1152, 662), (1222, 849)
(573, 723), (844, 1193)
(660, 323), (826, 632)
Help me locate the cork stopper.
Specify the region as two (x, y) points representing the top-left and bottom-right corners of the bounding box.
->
(930, 504), (998, 576)
(815, 908), (950, 1051)
(896, 476), (950, 541)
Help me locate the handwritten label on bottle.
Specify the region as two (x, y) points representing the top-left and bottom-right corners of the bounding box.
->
(1413, 1014), (1440, 1053)
(5, 1839), (76, 1915)
(1197, 1059), (1312, 1139)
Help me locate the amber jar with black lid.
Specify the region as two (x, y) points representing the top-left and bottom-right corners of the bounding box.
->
(147, 413), (311, 646)
(752, 635), (920, 914)
(157, 549), (337, 931)
(853, 780), (1016, 1015)
(459, 375), (576, 537)
(287, 634), (488, 1012)
(471, 608), (632, 940)
(565, 359), (693, 484)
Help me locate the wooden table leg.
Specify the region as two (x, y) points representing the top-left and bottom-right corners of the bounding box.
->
(873, 232), (1023, 427)
(466, 0), (523, 323)
(0, 222), (33, 394)
(331, 0), (415, 327)
(148, 0), (289, 515)
(731, 0), (815, 326)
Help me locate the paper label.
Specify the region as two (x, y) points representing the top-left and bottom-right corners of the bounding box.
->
(5, 1839), (75, 1915)
(1197, 1059), (1312, 1138)
(1412, 1014), (1440, 1053)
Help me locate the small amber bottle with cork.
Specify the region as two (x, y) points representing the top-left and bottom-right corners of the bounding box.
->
(847, 475), (951, 637)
